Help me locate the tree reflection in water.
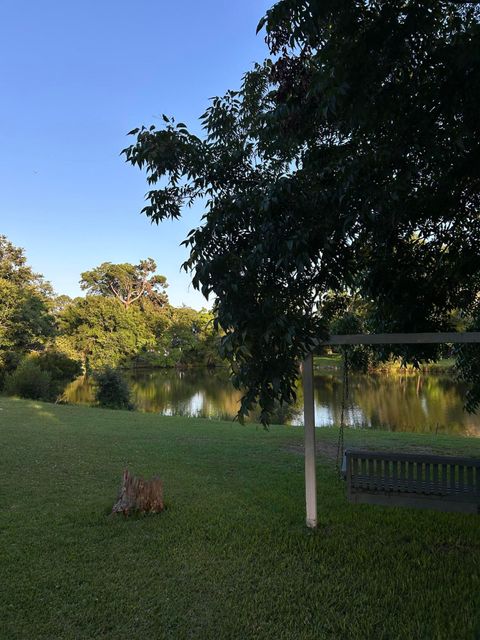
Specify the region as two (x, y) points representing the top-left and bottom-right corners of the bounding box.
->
(62, 368), (480, 436)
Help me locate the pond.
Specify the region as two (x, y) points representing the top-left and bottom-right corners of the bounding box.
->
(63, 366), (480, 436)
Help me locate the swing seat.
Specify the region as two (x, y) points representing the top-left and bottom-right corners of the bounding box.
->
(344, 449), (480, 514)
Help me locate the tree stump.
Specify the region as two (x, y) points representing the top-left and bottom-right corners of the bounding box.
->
(112, 469), (164, 516)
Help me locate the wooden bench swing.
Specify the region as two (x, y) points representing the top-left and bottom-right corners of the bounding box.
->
(343, 449), (480, 514)
(302, 332), (480, 527)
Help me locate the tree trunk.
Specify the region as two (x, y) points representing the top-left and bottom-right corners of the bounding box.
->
(112, 469), (164, 515)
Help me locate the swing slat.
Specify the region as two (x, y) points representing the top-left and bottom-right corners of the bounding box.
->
(345, 450), (480, 514)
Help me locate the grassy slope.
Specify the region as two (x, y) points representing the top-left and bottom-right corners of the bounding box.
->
(313, 354), (456, 371)
(0, 398), (479, 640)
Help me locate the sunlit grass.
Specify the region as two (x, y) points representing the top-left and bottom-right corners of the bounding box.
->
(314, 353), (456, 372)
(0, 397), (479, 639)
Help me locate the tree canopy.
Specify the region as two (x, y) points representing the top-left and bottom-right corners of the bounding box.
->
(57, 293), (219, 371)
(126, 1), (479, 423)
(80, 259), (168, 309)
(0, 235), (54, 367)
(57, 295), (155, 370)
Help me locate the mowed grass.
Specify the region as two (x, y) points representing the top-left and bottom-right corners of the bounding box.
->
(1, 398), (479, 640)
(313, 354), (456, 371)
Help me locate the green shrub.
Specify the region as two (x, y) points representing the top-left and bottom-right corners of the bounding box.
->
(33, 349), (83, 398)
(35, 350), (83, 383)
(94, 367), (132, 410)
(0, 350), (22, 390)
(2, 350), (82, 401)
(4, 359), (52, 400)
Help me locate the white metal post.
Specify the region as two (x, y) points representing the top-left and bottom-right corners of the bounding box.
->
(302, 353), (317, 528)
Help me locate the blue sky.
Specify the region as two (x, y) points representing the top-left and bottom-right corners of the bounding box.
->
(0, 0), (271, 308)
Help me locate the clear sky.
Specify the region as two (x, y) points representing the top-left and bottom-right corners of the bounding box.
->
(0, 0), (271, 308)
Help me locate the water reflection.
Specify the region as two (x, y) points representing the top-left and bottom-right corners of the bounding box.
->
(63, 367), (480, 436)
(292, 372), (480, 436)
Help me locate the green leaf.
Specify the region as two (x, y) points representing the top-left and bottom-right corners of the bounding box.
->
(256, 16), (267, 34)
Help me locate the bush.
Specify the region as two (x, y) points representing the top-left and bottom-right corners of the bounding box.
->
(94, 367), (132, 410)
(2, 351), (82, 401)
(4, 359), (52, 400)
(0, 350), (22, 390)
(35, 350), (83, 383)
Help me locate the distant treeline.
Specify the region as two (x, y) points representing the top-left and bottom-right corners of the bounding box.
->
(0, 235), (221, 401)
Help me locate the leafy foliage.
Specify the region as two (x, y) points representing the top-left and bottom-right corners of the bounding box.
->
(454, 304), (480, 413)
(57, 292), (220, 371)
(57, 295), (155, 370)
(4, 358), (52, 400)
(145, 306), (220, 368)
(330, 313), (373, 375)
(94, 367), (132, 410)
(0, 236), (55, 366)
(80, 259), (168, 309)
(3, 350), (82, 401)
(124, 1), (480, 422)
(33, 349), (83, 392)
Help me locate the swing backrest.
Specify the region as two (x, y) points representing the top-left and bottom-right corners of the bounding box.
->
(345, 449), (480, 514)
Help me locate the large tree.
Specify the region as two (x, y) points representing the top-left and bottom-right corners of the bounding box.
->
(0, 236), (54, 367)
(57, 296), (155, 370)
(57, 295), (218, 371)
(80, 259), (168, 309)
(123, 1), (480, 422)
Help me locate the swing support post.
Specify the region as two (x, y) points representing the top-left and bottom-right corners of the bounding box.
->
(302, 353), (317, 528)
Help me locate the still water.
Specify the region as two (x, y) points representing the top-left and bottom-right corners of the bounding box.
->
(63, 366), (480, 436)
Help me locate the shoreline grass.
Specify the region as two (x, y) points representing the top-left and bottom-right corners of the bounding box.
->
(1, 397), (479, 639)
(314, 354), (456, 372)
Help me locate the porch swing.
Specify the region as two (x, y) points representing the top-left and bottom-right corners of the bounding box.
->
(302, 332), (480, 528)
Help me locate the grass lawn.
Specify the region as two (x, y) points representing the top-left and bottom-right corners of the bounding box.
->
(1, 398), (479, 640)
(313, 354), (456, 371)
(314, 354), (342, 369)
